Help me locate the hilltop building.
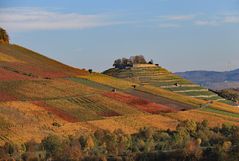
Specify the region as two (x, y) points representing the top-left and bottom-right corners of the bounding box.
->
(133, 64), (157, 68)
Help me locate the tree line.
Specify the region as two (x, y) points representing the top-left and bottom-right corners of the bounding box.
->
(1, 120), (239, 161)
(113, 55), (153, 69)
(214, 89), (239, 103)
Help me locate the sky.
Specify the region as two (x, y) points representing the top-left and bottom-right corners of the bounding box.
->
(0, 0), (239, 72)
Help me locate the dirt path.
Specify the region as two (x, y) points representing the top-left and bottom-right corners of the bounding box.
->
(125, 89), (195, 111)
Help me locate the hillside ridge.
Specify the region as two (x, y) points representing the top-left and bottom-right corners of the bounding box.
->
(176, 68), (239, 90)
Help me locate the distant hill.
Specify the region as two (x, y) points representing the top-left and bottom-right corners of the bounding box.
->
(0, 44), (239, 145)
(176, 69), (239, 90)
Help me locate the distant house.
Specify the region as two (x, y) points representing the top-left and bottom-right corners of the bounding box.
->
(174, 83), (180, 87)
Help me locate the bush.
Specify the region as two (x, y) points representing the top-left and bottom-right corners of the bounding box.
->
(42, 135), (62, 158)
(88, 69), (93, 73)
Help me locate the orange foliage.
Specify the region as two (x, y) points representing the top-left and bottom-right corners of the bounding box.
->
(103, 92), (176, 113)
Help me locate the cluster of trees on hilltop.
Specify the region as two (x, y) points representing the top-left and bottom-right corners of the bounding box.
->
(2, 120), (239, 161)
(0, 27), (9, 44)
(113, 55), (153, 69)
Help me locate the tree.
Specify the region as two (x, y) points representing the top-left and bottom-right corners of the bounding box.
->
(88, 69), (93, 73)
(3, 142), (16, 156)
(138, 127), (154, 140)
(182, 139), (203, 161)
(113, 58), (133, 69)
(121, 58), (129, 67)
(42, 135), (62, 158)
(85, 136), (95, 150)
(113, 55), (147, 69)
(177, 120), (197, 134)
(113, 59), (122, 68)
(0, 27), (9, 44)
(148, 59), (154, 64)
(61, 143), (82, 161)
(130, 55), (147, 64)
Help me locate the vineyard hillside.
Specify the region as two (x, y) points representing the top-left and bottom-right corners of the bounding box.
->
(0, 44), (239, 145)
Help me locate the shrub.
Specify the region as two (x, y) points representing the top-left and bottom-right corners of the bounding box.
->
(3, 142), (16, 155)
(88, 69), (93, 73)
(42, 135), (62, 158)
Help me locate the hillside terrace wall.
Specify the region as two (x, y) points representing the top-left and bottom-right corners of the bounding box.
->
(133, 64), (157, 68)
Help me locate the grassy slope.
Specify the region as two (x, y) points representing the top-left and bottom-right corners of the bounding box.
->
(0, 44), (88, 79)
(0, 44), (239, 145)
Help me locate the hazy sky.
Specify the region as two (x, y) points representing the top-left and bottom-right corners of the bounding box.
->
(0, 0), (239, 72)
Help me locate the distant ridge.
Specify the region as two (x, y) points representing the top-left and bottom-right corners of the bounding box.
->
(176, 68), (239, 90)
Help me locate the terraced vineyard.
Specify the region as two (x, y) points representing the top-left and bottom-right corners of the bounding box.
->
(104, 66), (230, 103)
(1, 43), (239, 146)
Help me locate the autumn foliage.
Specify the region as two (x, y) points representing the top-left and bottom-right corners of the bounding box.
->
(0, 27), (9, 44)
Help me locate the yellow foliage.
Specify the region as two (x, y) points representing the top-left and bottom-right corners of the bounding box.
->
(16, 79), (97, 99)
(86, 136), (95, 149)
(88, 114), (178, 134)
(139, 85), (207, 107)
(0, 101), (96, 145)
(78, 73), (135, 89)
(209, 101), (239, 115)
(166, 109), (239, 127)
(223, 141), (232, 151)
(0, 52), (24, 63)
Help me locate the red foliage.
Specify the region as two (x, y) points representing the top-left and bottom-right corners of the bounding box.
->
(0, 92), (17, 101)
(3, 63), (68, 78)
(103, 92), (176, 114)
(0, 68), (33, 80)
(32, 101), (79, 123)
(98, 111), (120, 117)
(0, 62), (88, 80)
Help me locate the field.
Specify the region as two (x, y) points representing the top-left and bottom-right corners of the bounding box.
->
(1, 44), (239, 145)
(0, 44), (87, 80)
(78, 73), (134, 90)
(166, 109), (239, 127)
(87, 114), (178, 134)
(103, 92), (176, 113)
